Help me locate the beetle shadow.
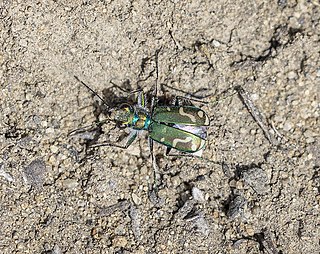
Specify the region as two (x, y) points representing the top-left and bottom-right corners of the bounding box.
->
(95, 79), (136, 117)
(71, 79), (138, 160)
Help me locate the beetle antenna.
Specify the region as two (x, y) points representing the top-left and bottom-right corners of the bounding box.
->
(154, 46), (162, 98)
(151, 47), (162, 116)
(74, 76), (109, 106)
(68, 118), (110, 136)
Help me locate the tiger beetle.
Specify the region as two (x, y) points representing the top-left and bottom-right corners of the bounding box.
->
(72, 72), (212, 194)
(73, 76), (210, 157)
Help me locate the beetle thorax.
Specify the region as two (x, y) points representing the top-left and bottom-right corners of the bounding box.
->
(132, 108), (151, 130)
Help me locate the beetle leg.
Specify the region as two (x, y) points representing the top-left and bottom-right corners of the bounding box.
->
(149, 138), (157, 183)
(109, 81), (147, 109)
(68, 119), (108, 136)
(164, 147), (203, 159)
(160, 83), (213, 98)
(165, 147), (172, 156)
(89, 130), (138, 149)
(164, 151), (223, 165)
(123, 130), (138, 148)
(149, 138), (160, 188)
(161, 83), (237, 106)
(174, 95), (209, 105)
(137, 91), (146, 108)
(164, 149), (202, 158)
(148, 137), (165, 206)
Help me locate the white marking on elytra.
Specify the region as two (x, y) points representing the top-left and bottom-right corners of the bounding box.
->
(204, 114), (209, 125)
(179, 107), (197, 123)
(160, 137), (165, 142)
(166, 107), (171, 111)
(199, 111), (210, 125)
(191, 143), (198, 151)
(199, 139), (206, 149)
(172, 136), (196, 150)
(197, 110), (204, 118)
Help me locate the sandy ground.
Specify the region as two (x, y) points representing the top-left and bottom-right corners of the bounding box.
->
(0, 0), (319, 253)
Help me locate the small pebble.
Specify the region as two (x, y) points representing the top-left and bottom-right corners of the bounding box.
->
(236, 180), (244, 190)
(46, 127), (55, 134)
(32, 115), (41, 125)
(304, 129), (317, 138)
(306, 137), (315, 143)
(24, 159), (46, 187)
(41, 121), (48, 127)
(251, 93), (259, 101)
(126, 144), (140, 156)
(192, 187), (205, 202)
(50, 145), (59, 153)
(48, 155), (57, 165)
(211, 40), (221, 47)
(287, 71), (297, 79)
(212, 210), (219, 219)
(160, 244), (167, 250)
(280, 171), (289, 179)
(307, 153), (313, 160)
(239, 127), (247, 134)
(0, 168), (14, 182)
(292, 100), (299, 106)
(115, 225), (126, 235)
(229, 179), (237, 188)
(19, 38), (28, 47)
(63, 179), (78, 189)
(53, 245), (62, 254)
(283, 121), (293, 131)
(131, 193), (141, 205)
(112, 236), (127, 248)
(250, 129), (257, 135)
(245, 225), (255, 236)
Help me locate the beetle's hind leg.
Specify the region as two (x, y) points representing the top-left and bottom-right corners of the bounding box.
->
(148, 138), (160, 189)
(173, 95), (209, 106)
(161, 83), (237, 106)
(164, 149), (222, 166)
(148, 137), (165, 206)
(164, 145), (203, 158)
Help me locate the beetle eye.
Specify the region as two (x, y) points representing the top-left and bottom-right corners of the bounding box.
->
(118, 103), (132, 111)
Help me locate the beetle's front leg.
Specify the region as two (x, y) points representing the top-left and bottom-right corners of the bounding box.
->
(89, 130), (138, 149)
(137, 91), (146, 108)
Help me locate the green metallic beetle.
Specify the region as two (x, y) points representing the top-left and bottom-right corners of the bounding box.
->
(73, 76), (210, 157)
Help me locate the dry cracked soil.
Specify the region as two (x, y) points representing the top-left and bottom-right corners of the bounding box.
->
(0, 0), (319, 253)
